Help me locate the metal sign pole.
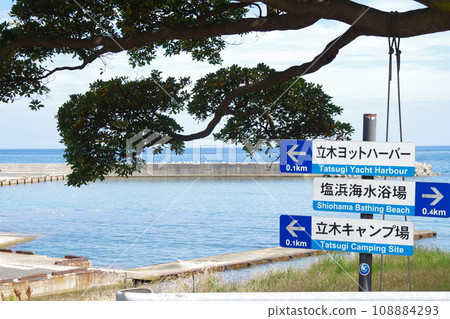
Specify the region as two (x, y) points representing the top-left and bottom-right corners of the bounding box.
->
(359, 114), (377, 291)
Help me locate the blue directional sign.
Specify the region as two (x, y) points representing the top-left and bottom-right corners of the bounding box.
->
(280, 215), (414, 256)
(313, 178), (449, 218)
(415, 182), (450, 218)
(280, 140), (313, 174)
(280, 140), (415, 177)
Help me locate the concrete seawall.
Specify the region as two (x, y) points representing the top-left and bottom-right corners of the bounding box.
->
(0, 163), (307, 178)
(125, 163), (301, 177)
(0, 163), (72, 176)
(0, 162), (438, 179)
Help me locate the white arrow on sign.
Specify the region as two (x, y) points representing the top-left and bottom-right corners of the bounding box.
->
(287, 145), (306, 162)
(286, 220), (306, 237)
(422, 187), (444, 205)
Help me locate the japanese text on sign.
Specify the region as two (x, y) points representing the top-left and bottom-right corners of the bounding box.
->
(312, 141), (415, 167)
(280, 140), (415, 177)
(314, 219), (410, 241)
(319, 181), (408, 200)
(279, 215), (414, 256)
(316, 145), (411, 161)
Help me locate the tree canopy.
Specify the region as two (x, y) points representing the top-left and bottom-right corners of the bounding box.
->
(1, 0), (449, 185)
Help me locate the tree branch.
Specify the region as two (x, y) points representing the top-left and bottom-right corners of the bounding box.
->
(2, 1), (449, 73)
(0, 14), (318, 59)
(242, 0), (450, 37)
(172, 27), (361, 142)
(39, 47), (109, 80)
(414, 0), (450, 13)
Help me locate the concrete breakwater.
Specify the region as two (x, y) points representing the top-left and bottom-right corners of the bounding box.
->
(0, 163), (72, 177)
(0, 162), (439, 183)
(0, 249), (126, 299)
(0, 174), (66, 186)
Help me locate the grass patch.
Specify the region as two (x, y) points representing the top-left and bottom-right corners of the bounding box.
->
(203, 247), (450, 292)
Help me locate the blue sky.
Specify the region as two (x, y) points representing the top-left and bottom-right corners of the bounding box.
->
(0, 0), (449, 148)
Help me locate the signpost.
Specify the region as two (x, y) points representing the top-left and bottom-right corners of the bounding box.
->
(280, 140), (415, 177)
(359, 113), (376, 292)
(313, 178), (450, 218)
(278, 114), (448, 292)
(279, 215), (414, 256)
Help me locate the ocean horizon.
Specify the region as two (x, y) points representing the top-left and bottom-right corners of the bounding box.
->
(1, 145), (449, 164)
(0, 147), (280, 164)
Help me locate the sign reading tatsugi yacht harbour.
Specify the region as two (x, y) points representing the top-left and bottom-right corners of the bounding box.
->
(313, 178), (450, 218)
(280, 215), (414, 256)
(280, 140), (415, 177)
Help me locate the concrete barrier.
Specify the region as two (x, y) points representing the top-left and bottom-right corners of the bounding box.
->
(116, 290), (450, 301)
(0, 251), (126, 298)
(0, 162), (438, 178)
(125, 163), (300, 177)
(0, 175), (66, 187)
(0, 163), (72, 175)
(0, 163), (298, 178)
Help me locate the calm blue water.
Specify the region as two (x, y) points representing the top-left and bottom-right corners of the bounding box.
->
(0, 149), (66, 163)
(0, 146), (449, 269)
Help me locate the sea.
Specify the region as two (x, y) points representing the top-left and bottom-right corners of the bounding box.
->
(0, 146), (449, 269)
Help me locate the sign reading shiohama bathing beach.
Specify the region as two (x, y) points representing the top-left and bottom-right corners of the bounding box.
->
(279, 215), (414, 256)
(280, 140), (415, 177)
(313, 178), (450, 218)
